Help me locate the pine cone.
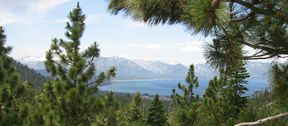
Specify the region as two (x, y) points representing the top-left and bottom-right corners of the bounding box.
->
(77, 8), (81, 11)
(80, 23), (85, 26)
(206, 11), (216, 26)
(211, 0), (220, 9)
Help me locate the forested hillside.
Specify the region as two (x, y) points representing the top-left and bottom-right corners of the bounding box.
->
(12, 59), (49, 88)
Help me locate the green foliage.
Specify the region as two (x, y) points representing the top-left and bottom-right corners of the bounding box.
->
(202, 74), (236, 125)
(146, 94), (167, 126)
(229, 63), (250, 114)
(33, 2), (117, 125)
(128, 92), (144, 124)
(168, 106), (199, 126)
(107, 0), (228, 36)
(268, 63), (288, 113)
(12, 60), (49, 89)
(170, 64), (199, 108)
(269, 63), (288, 101)
(201, 65), (250, 125)
(93, 91), (122, 126)
(169, 64), (200, 125)
(0, 26), (29, 126)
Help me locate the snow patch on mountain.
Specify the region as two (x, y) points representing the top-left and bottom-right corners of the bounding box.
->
(16, 56), (46, 70)
(17, 55), (45, 62)
(131, 59), (185, 74)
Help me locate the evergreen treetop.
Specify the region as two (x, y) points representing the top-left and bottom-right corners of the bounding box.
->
(146, 94), (167, 126)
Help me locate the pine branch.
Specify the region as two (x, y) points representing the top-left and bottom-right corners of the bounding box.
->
(83, 55), (95, 70)
(234, 112), (288, 126)
(229, 12), (254, 22)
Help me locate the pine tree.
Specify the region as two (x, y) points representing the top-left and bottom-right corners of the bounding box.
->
(202, 72), (237, 125)
(202, 65), (250, 125)
(0, 26), (29, 125)
(170, 64), (199, 108)
(169, 64), (200, 125)
(146, 94), (167, 126)
(229, 62), (250, 116)
(93, 91), (121, 126)
(35, 2), (116, 125)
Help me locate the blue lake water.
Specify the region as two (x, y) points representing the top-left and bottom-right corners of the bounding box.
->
(100, 79), (269, 97)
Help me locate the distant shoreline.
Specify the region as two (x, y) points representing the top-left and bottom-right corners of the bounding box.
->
(101, 78), (185, 86)
(111, 78), (184, 81)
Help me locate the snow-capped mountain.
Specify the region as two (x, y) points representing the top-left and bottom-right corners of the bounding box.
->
(17, 56), (46, 70)
(132, 59), (187, 74)
(16, 56), (271, 80)
(17, 55), (45, 63)
(94, 56), (188, 79)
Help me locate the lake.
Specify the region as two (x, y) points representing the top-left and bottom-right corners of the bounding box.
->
(100, 79), (269, 97)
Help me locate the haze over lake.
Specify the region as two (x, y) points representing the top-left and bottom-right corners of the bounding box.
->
(101, 79), (269, 96)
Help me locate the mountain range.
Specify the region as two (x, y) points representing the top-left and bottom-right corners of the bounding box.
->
(17, 56), (271, 80)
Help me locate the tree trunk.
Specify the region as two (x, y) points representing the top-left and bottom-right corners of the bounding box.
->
(235, 112), (288, 126)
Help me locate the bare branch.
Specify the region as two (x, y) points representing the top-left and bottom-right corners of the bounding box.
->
(235, 112), (288, 126)
(229, 12), (255, 22)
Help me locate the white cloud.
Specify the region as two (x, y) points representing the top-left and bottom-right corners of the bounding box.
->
(119, 53), (132, 58)
(103, 44), (144, 48)
(145, 44), (162, 49)
(123, 19), (149, 28)
(0, 0), (72, 25)
(85, 14), (110, 24)
(0, 13), (18, 25)
(0, 6), (19, 25)
(26, 0), (73, 18)
(53, 18), (69, 23)
(182, 46), (202, 52)
(172, 41), (205, 46)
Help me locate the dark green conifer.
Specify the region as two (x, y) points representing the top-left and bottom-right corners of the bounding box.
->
(146, 94), (167, 126)
(229, 62), (250, 116)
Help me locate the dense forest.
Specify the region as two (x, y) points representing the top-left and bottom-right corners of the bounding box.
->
(12, 60), (49, 89)
(1, 0), (288, 125)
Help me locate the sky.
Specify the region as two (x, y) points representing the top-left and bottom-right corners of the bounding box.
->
(0, 0), (281, 65)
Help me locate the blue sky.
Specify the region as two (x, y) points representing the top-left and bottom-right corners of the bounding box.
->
(1, 0), (216, 65)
